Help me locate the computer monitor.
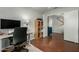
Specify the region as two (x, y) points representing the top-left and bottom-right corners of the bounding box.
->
(0, 19), (20, 29)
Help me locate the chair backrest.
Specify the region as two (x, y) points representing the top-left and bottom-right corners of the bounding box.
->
(13, 27), (27, 45)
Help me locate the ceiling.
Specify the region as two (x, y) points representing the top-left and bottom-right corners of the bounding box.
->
(25, 7), (57, 14)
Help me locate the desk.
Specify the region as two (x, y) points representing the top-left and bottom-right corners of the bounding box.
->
(0, 34), (13, 40)
(0, 32), (32, 52)
(0, 34), (13, 51)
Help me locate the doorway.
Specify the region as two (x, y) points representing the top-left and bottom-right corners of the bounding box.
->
(47, 15), (64, 37)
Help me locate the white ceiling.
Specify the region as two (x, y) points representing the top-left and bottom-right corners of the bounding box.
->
(25, 7), (56, 14)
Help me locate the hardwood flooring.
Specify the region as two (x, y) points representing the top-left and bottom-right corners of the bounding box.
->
(31, 33), (79, 52)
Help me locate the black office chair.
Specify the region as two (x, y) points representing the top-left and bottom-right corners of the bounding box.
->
(12, 27), (28, 52)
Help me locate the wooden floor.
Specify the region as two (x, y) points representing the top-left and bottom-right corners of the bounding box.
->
(31, 33), (79, 52)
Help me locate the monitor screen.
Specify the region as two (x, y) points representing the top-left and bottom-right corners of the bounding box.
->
(0, 19), (20, 29)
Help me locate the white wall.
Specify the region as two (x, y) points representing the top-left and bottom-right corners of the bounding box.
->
(43, 8), (79, 35)
(0, 7), (42, 20)
(0, 7), (42, 39)
(43, 7), (79, 43)
(64, 10), (78, 43)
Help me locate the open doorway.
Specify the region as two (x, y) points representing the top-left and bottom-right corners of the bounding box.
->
(47, 15), (64, 38)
